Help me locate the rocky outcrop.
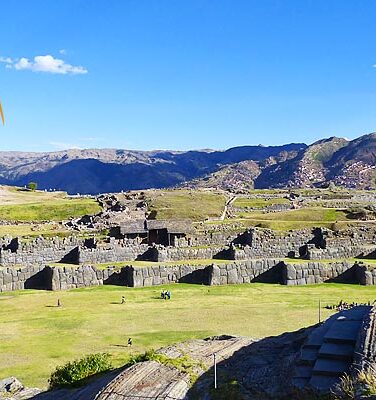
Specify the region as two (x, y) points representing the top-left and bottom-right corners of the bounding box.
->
(0, 377), (41, 399)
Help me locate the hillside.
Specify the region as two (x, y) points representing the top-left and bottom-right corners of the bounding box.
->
(0, 144), (305, 194)
(189, 133), (376, 191)
(0, 133), (376, 193)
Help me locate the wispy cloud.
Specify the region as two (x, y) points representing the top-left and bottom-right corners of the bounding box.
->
(49, 141), (82, 150)
(0, 57), (13, 63)
(0, 54), (87, 75)
(79, 137), (104, 142)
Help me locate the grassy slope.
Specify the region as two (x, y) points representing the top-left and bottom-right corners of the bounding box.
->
(1, 283), (376, 387)
(0, 186), (100, 222)
(0, 186), (67, 205)
(0, 198), (100, 221)
(148, 189), (226, 220)
(233, 197), (290, 209)
(215, 207), (354, 230)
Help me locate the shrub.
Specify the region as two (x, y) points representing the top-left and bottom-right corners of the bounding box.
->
(49, 353), (112, 389)
(332, 370), (376, 399)
(27, 182), (38, 191)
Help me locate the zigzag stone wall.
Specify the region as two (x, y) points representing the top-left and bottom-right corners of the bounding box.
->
(0, 265), (47, 292)
(2, 259), (376, 293)
(282, 261), (359, 285)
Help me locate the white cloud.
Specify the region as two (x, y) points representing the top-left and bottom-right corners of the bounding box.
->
(59, 49), (67, 55)
(0, 54), (87, 75)
(79, 137), (104, 142)
(49, 141), (82, 150)
(0, 57), (13, 63)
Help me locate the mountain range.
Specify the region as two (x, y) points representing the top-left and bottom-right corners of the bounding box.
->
(0, 133), (376, 194)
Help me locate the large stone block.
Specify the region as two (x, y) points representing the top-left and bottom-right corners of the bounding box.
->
(227, 268), (239, 284)
(208, 264), (221, 286)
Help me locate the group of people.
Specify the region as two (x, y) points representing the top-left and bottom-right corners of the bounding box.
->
(325, 300), (374, 311)
(161, 290), (171, 300)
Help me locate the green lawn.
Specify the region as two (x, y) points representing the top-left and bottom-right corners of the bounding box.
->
(223, 207), (352, 230)
(1, 283), (376, 388)
(147, 189), (226, 221)
(0, 198), (101, 221)
(233, 197), (290, 209)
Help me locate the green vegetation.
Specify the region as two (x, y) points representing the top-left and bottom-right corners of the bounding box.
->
(0, 185), (66, 205)
(92, 259), (231, 269)
(49, 353), (112, 388)
(238, 207), (347, 222)
(1, 283), (376, 387)
(0, 198), (100, 221)
(27, 182), (38, 191)
(148, 189), (226, 220)
(125, 349), (205, 384)
(233, 197), (290, 209)
(0, 224), (72, 238)
(333, 371), (376, 399)
(224, 207), (352, 230)
(284, 257), (376, 265)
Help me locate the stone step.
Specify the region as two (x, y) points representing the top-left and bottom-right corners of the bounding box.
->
(293, 365), (313, 379)
(299, 347), (319, 366)
(305, 314), (340, 348)
(312, 358), (350, 377)
(291, 377), (310, 389)
(319, 342), (354, 360)
(309, 375), (341, 392)
(324, 320), (362, 344)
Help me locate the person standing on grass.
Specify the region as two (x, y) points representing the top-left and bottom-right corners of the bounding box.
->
(121, 296), (126, 304)
(128, 337), (133, 346)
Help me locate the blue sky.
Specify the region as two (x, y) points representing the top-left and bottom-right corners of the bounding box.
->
(1, 0), (376, 152)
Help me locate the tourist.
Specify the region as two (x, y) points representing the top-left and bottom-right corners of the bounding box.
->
(128, 337), (133, 346)
(121, 296), (126, 304)
(57, 299), (61, 307)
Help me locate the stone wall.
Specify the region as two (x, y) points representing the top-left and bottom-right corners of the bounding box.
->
(129, 259), (283, 287)
(1, 226), (376, 268)
(0, 236), (84, 266)
(2, 259), (376, 293)
(306, 244), (376, 260)
(282, 261), (358, 285)
(357, 264), (376, 286)
(0, 265), (47, 292)
(48, 265), (121, 290)
(77, 244), (149, 264)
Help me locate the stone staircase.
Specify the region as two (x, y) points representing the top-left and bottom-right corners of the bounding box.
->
(293, 306), (370, 392)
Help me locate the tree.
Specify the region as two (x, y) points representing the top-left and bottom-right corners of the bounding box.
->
(27, 182), (38, 191)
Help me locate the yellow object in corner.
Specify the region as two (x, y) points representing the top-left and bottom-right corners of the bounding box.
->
(0, 101), (4, 125)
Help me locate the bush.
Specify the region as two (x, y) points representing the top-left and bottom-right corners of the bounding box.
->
(49, 353), (112, 389)
(27, 182), (38, 191)
(332, 370), (376, 399)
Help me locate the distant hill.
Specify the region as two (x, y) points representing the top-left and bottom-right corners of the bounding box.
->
(1, 133), (376, 193)
(0, 144), (305, 194)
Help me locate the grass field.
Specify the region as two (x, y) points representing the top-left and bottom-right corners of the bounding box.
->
(147, 189), (226, 220)
(233, 197), (290, 209)
(0, 185), (101, 222)
(1, 283), (376, 388)
(222, 207), (353, 230)
(0, 198), (100, 221)
(0, 186), (66, 205)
